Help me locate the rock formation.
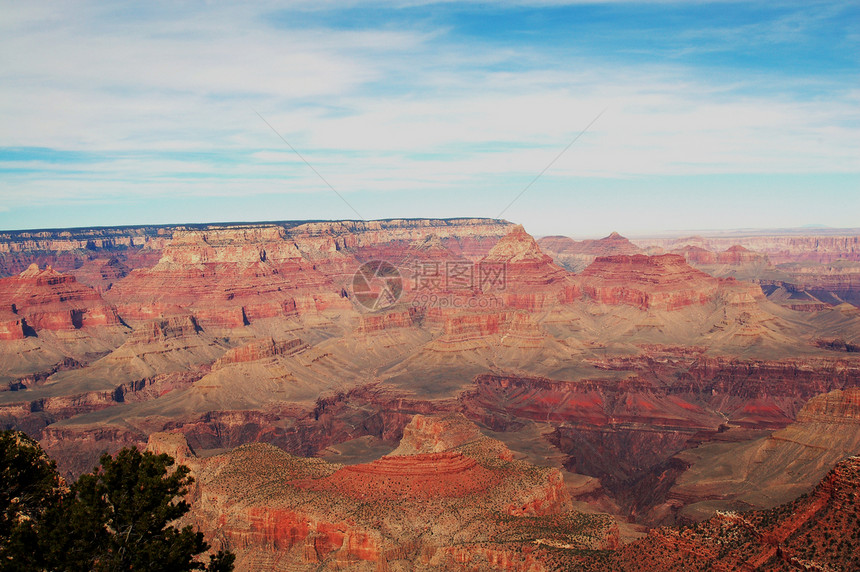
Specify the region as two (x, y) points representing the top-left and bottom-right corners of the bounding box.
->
(0, 264), (120, 332)
(479, 225), (580, 311)
(167, 414), (616, 570)
(538, 231), (641, 272)
(577, 254), (720, 311)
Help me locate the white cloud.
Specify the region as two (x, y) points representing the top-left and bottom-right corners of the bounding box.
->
(0, 0), (858, 225)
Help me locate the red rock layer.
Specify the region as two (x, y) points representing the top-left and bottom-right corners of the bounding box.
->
(671, 245), (716, 265)
(0, 264), (120, 331)
(674, 245), (769, 266)
(716, 244), (768, 265)
(242, 507), (381, 563)
(466, 374), (722, 431)
(288, 218), (512, 253)
(0, 309), (24, 340)
(356, 309), (419, 333)
(126, 315), (202, 344)
(291, 452), (500, 500)
(443, 311), (511, 337)
(480, 226), (580, 311)
(106, 228), (345, 328)
(212, 337), (308, 368)
(577, 254), (719, 310)
(69, 256), (132, 293)
(796, 387), (860, 423)
(160, 226), (303, 265)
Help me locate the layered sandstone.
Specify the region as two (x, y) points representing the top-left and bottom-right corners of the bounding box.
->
(635, 232), (860, 264)
(288, 218), (513, 259)
(0, 264), (120, 331)
(479, 225), (579, 311)
(0, 310), (24, 341)
(577, 254), (720, 311)
(356, 309), (419, 333)
(291, 452), (500, 500)
(212, 338), (308, 369)
(105, 227), (343, 328)
(637, 232), (860, 310)
(672, 244), (769, 267)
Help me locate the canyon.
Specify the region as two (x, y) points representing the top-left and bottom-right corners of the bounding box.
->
(1, 218), (859, 570)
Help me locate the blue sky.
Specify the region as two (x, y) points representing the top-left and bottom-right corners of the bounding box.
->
(1, 1), (858, 237)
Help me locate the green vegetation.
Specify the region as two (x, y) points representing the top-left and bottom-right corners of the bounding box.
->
(0, 430), (234, 572)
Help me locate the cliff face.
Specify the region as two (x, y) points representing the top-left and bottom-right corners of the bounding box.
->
(105, 227), (341, 329)
(0, 264), (120, 332)
(667, 387), (860, 523)
(0, 310), (25, 341)
(577, 254), (721, 311)
(0, 226), (167, 282)
(212, 338), (308, 369)
(478, 225), (580, 311)
(160, 227), (303, 265)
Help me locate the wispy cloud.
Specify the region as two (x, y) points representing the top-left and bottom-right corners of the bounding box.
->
(0, 1), (858, 234)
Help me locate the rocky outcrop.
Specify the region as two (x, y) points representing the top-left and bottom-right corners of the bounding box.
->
(577, 254), (720, 311)
(479, 226), (580, 311)
(212, 338), (308, 369)
(672, 245), (769, 267)
(0, 310), (25, 340)
(0, 264), (120, 331)
(161, 226), (303, 265)
(292, 452), (501, 500)
(796, 387), (860, 423)
(127, 315), (202, 344)
(390, 413), (490, 455)
(105, 228), (341, 328)
(168, 414), (600, 570)
(716, 245), (768, 265)
(356, 309), (419, 333)
(69, 256), (134, 293)
(635, 232), (860, 310)
(289, 218), (513, 257)
(539, 232), (641, 273)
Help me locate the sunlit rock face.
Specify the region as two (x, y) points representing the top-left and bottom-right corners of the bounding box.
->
(576, 254), (721, 311)
(0, 264), (120, 331)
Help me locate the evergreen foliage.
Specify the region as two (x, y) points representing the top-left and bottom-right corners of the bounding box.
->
(0, 430), (234, 572)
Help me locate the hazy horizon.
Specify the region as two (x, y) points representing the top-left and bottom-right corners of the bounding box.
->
(2, 216), (859, 243)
